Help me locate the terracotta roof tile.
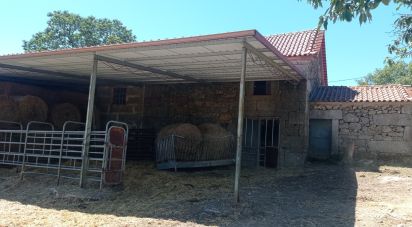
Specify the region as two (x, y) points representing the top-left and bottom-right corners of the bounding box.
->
(310, 85), (412, 102)
(266, 30), (324, 57)
(265, 29), (328, 85)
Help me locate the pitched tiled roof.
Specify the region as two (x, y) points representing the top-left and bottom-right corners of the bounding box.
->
(266, 30), (324, 57)
(310, 85), (412, 102)
(266, 29), (328, 85)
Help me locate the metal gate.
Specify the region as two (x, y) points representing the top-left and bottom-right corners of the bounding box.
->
(309, 119), (332, 160)
(0, 120), (128, 189)
(243, 118), (279, 168)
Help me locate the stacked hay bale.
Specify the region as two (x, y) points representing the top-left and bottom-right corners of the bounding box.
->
(156, 122), (234, 162)
(0, 95), (20, 122)
(157, 123), (202, 161)
(198, 123), (234, 160)
(51, 103), (81, 129)
(18, 95), (48, 125)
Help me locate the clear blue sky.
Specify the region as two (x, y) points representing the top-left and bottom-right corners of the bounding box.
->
(0, 0), (402, 85)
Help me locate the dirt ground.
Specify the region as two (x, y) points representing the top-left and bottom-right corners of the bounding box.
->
(0, 162), (411, 227)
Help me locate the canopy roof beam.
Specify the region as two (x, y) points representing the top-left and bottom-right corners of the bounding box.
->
(124, 48), (269, 61)
(0, 62), (88, 83)
(0, 62), (146, 87)
(243, 42), (301, 82)
(96, 54), (205, 83)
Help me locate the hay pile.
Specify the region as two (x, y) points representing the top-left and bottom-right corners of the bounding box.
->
(157, 123), (202, 161)
(18, 95), (48, 125)
(198, 123), (234, 160)
(51, 103), (81, 129)
(0, 96), (19, 122)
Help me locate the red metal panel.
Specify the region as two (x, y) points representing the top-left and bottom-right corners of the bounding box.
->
(104, 127), (126, 185)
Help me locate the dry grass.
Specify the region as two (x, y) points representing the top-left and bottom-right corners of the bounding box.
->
(0, 162), (411, 226)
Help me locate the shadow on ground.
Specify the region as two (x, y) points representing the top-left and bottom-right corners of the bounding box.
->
(0, 162), (358, 226)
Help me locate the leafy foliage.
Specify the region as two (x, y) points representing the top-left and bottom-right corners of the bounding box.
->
(23, 11), (136, 52)
(388, 1), (412, 58)
(357, 61), (412, 85)
(303, 0), (411, 59)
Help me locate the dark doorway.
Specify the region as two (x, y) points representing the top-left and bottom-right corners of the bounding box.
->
(309, 119), (332, 160)
(243, 118), (279, 168)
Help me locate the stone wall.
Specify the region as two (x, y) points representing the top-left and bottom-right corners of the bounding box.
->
(310, 102), (412, 165)
(96, 79), (309, 168)
(96, 85), (145, 129)
(288, 57), (322, 91)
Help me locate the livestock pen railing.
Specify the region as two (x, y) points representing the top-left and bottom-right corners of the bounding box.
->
(156, 134), (236, 170)
(0, 120), (128, 189)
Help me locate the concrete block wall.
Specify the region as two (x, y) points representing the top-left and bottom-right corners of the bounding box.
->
(310, 102), (412, 164)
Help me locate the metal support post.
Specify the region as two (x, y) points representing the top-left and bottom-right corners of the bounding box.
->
(80, 54), (98, 187)
(234, 45), (247, 202)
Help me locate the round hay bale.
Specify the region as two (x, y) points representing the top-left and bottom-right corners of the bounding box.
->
(198, 123), (234, 160)
(156, 123), (202, 161)
(18, 95), (48, 125)
(0, 96), (19, 122)
(157, 123), (179, 140)
(51, 103), (81, 129)
(157, 123), (202, 143)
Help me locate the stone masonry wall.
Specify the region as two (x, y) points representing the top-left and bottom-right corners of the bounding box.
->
(310, 102), (412, 164)
(96, 79), (309, 168)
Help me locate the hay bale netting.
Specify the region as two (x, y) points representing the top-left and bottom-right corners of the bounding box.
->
(198, 123), (234, 160)
(18, 95), (48, 125)
(51, 103), (81, 129)
(0, 96), (19, 122)
(156, 123), (202, 161)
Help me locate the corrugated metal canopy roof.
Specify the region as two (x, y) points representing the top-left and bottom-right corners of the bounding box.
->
(0, 30), (304, 85)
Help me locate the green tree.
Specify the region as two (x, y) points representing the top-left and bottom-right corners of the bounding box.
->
(303, 0), (412, 59)
(23, 11), (136, 52)
(357, 61), (412, 85)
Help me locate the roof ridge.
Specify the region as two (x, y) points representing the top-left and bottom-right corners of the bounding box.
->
(308, 29), (324, 55)
(266, 28), (321, 37)
(348, 84), (403, 88)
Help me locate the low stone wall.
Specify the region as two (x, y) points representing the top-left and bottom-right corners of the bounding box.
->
(310, 102), (412, 165)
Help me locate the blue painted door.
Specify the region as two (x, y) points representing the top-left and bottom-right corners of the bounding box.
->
(309, 119), (332, 160)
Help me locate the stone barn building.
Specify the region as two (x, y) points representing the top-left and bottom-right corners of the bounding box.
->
(94, 29), (328, 169)
(0, 28), (410, 179)
(309, 85), (412, 165)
